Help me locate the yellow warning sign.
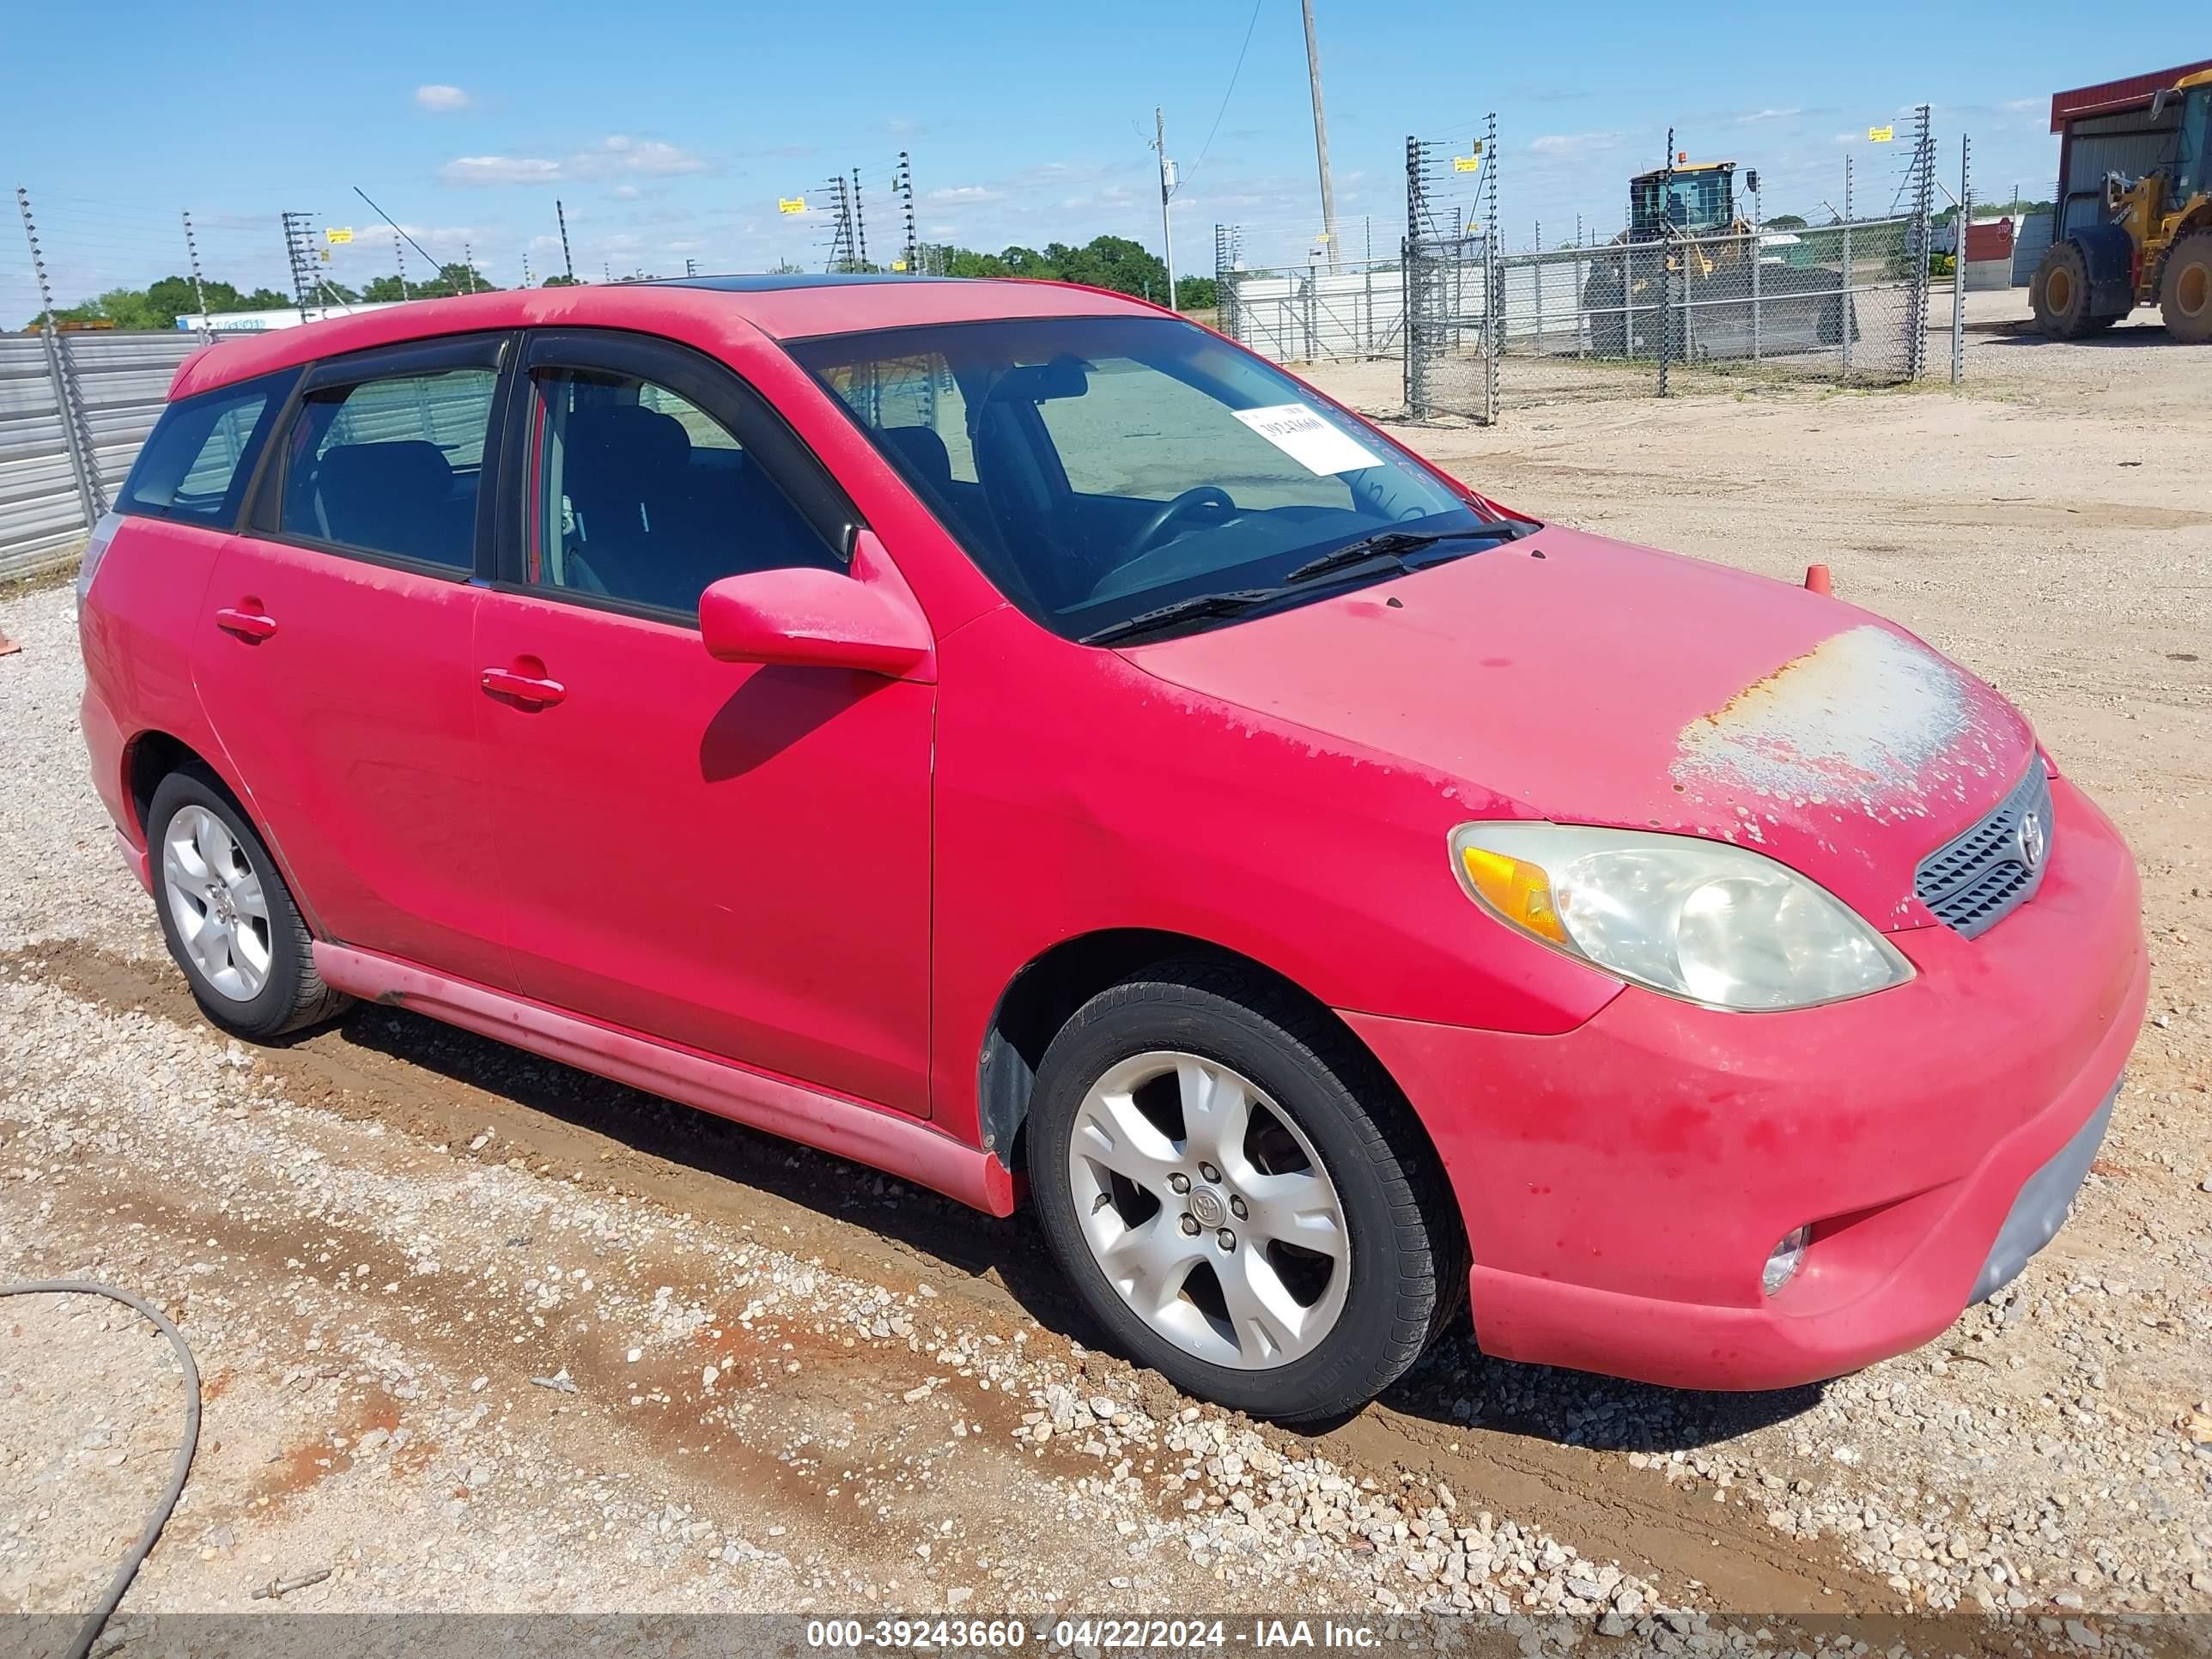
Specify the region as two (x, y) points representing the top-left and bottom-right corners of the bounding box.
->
(777, 196), (807, 215)
(1868, 125), (1894, 143)
(891, 259), (908, 271)
(1453, 152), (1481, 173)
(325, 227), (354, 245)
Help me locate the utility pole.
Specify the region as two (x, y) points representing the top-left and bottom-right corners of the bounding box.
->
(556, 198), (575, 282)
(1300, 0), (1340, 270)
(853, 167), (870, 270)
(1153, 106), (1179, 311)
(463, 241), (477, 294)
(394, 232), (411, 300)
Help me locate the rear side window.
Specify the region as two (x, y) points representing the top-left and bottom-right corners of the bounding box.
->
(118, 371), (295, 526)
(277, 368), (498, 570)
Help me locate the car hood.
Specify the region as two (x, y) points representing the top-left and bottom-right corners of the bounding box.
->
(1120, 526), (2036, 929)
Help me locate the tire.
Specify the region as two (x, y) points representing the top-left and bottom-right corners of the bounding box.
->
(147, 769), (349, 1041)
(1026, 957), (1464, 1423)
(2030, 241), (2110, 338)
(2159, 230), (2212, 343)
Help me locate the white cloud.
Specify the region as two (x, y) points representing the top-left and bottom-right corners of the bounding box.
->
(440, 136), (710, 187)
(1530, 131), (1625, 156)
(442, 155), (563, 185)
(1735, 107), (1800, 125)
(415, 84), (471, 112)
(575, 137), (709, 179)
(927, 185), (1002, 203)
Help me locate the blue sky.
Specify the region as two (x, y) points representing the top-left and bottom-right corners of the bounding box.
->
(2, 0), (2148, 310)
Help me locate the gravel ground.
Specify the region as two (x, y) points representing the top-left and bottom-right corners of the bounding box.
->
(2, 289), (2207, 1643)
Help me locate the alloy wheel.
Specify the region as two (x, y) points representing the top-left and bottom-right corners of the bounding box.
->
(161, 804), (273, 1002)
(1065, 1050), (1349, 1370)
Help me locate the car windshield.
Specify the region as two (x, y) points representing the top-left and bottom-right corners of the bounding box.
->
(787, 314), (1510, 641)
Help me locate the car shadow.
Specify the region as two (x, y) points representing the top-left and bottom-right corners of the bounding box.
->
(323, 998), (1827, 1456)
(1367, 1324), (1827, 1455)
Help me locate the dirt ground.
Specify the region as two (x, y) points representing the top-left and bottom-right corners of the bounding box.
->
(2, 287), (2207, 1642)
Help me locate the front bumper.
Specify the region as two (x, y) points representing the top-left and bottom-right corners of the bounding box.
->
(1346, 769), (2148, 1391)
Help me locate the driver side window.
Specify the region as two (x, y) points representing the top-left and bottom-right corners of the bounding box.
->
(526, 368), (842, 618)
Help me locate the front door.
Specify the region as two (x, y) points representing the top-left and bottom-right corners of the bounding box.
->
(473, 330), (935, 1116)
(192, 333), (514, 988)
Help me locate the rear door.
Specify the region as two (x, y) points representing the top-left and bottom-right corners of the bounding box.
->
(191, 333), (515, 986)
(473, 328), (936, 1115)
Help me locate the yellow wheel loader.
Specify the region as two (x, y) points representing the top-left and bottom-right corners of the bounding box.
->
(2033, 69), (2212, 341)
(1583, 161), (1854, 361)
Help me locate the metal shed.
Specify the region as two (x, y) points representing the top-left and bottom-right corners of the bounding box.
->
(2048, 60), (2212, 237)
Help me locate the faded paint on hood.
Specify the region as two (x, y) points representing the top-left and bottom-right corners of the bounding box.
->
(1121, 526), (2034, 928)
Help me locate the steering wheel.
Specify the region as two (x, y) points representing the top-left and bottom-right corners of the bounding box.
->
(1129, 486), (1237, 556)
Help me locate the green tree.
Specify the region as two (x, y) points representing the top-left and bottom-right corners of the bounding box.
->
(541, 273), (582, 287)
(1765, 213), (1809, 230)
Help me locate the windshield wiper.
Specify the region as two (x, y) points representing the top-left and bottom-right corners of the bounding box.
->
(1080, 587), (1284, 646)
(1282, 520), (1530, 586)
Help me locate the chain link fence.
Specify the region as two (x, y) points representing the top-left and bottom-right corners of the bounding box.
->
(1213, 258), (1404, 365)
(1455, 214), (1932, 410)
(1214, 109), (1954, 423)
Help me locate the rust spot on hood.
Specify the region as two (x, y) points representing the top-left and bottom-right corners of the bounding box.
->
(1673, 624), (2005, 823)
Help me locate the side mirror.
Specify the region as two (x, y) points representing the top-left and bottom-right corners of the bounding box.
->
(698, 529), (934, 680)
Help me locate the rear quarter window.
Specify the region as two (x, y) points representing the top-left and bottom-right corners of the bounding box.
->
(119, 368), (297, 526)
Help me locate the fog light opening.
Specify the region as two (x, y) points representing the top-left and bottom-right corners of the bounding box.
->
(1762, 1226), (1812, 1297)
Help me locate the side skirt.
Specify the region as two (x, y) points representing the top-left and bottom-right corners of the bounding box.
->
(312, 943), (1018, 1218)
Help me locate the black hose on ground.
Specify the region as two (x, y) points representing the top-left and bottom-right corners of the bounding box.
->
(1, 1280), (202, 1659)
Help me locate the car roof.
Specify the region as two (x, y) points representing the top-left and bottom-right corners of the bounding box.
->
(167, 276), (1165, 402)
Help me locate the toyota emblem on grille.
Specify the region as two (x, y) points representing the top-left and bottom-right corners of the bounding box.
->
(2016, 811), (2046, 873)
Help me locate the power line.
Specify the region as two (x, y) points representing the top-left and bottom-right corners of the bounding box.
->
(1190, 0), (1266, 179)
(352, 185), (447, 282)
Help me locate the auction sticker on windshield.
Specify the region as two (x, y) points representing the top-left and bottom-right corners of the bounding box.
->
(1231, 404), (1382, 476)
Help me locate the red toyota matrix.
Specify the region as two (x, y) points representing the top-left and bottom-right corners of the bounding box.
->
(76, 276), (2146, 1421)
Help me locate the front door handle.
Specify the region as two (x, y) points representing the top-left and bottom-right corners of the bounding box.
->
(215, 607), (278, 641)
(481, 666), (568, 707)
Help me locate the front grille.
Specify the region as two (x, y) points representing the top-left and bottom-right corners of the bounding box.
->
(1913, 758), (2054, 939)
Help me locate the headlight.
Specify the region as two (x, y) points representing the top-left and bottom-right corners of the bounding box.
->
(1449, 822), (1913, 1011)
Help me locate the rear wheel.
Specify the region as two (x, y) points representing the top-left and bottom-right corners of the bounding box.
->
(1026, 957), (1463, 1423)
(2031, 241), (2115, 337)
(148, 769), (349, 1041)
(2160, 231), (2212, 343)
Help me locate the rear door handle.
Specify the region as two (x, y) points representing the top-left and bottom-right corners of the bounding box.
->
(215, 607), (278, 641)
(481, 666), (567, 707)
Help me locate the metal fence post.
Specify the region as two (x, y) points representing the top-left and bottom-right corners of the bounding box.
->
(1905, 105), (1935, 380)
(1952, 134), (1971, 385)
(1403, 137), (1426, 416)
(1656, 130), (1674, 398)
(1841, 157), (1854, 384)
(1750, 222), (1763, 366)
(17, 185), (104, 531)
(1483, 111), (1499, 424)
(181, 210), (214, 344)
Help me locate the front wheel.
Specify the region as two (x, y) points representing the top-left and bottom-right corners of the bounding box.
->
(1026, 959), (1463, 1423)
(2160, 230), (2212, 343)
(2031, 241), (2113, 338)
